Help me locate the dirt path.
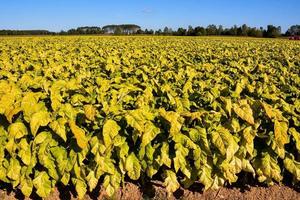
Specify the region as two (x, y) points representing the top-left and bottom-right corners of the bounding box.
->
(0, 181), (299, 200)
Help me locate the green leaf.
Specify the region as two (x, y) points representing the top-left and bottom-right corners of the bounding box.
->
(125, 153), (141, 180)
(30, 111), (51, 136)
(102, 119), (120, 146)
(103, 175), (115, 197)
(33, 171), (52, 198)
(69, 121), (88, 149)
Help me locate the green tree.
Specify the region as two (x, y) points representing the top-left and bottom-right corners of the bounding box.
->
(265, 25), (281, 38)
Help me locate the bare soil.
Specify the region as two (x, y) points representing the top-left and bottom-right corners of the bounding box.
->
(0, 181), (299, 200)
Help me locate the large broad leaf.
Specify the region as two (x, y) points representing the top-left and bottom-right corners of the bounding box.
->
(242, 126), (256, 157)
(174, 143), (191, 178)
(160, 142), (172, 168)
(84, 105), (96, 121)
(159, 108), (184, 136)
(30, 111), (51, 136)
(5, 105), (22, 123)
(233, 100), (255, 125)
(0, 93), (15, 115)
(49, 118), (67, 142)
(33, 171), (52, 198)
(125, 153), (141, 180)
(211, 126), (239, 160)
(102, 119), (120, 147)
(75, 179), (87, 199)
(220, 97), (232, 117)
(262, 102), (286, 121)
(252, 151), (282, 184)
(86, 171), (98, 192)
(8, 122), (28, 139)
(284, 153), (300, 181)
(103, 172), (121, 197)
(141, 121), (160, 146)
(274, 120), (289, 148)
(125, 110), (145, 133)
(163, 170), (180, 195)
(198, 164), (214, 190)
(20, 177), (33, 197)
(69, 121), (88, 149)
(7, 158), (21, 181)
(290, 128), (300, 152)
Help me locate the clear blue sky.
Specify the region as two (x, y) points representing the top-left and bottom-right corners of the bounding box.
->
(0, 0), (299, 32)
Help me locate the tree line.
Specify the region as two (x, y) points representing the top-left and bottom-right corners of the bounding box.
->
(0, 24), (299, 38)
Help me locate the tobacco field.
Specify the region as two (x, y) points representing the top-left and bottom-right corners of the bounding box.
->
(0, 36), (299, 199)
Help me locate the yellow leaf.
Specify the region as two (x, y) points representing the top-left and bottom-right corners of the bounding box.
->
(69, 121), (88, 149)
(125, 153), (141, 180)
(284, 153), (300, 181)
(102, 119), (120, 146)
(233, 101), (255, 125)
(49, 118), (67, 141)
(8, 122), (28, 139)
(290, 128), (300, 152)
(274, 120), (289, 148)
(164, 170), (180, 195)
(84, 105), (96, 121)
(30, 111), (51, 136)
(159, 108), (184, 136)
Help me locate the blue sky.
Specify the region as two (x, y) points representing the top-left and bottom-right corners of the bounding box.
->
(0, 0), (299, 32)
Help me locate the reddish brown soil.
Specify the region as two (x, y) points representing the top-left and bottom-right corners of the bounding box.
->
(0, 182), (299, 200)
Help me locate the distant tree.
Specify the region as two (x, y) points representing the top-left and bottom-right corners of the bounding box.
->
(286, 25), (300, 36)
(102, 24), (140, 34)
(230, 25), (238, 36)
(217, 25), (223, 35)
(206, 24), (218, 35)
(155, 29), (162, 35)
(187, 25), (195, 36)
(136, 29), (144, 34)
(114, 27), (122, 35)
(265, 25), (281, 38)
(175, 27), (187, 36)
(194, 26), (206, 36)
(163, 27), (168, 35)
(241, 24), (248, 36)
(145, 29), (154, 35)
(247, 27), (263, 37)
